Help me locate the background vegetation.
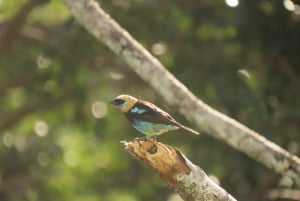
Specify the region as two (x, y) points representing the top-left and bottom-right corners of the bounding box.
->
(0, 0), (299, 200)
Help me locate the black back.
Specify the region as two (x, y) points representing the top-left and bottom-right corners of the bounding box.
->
(125, 100), (180, 126)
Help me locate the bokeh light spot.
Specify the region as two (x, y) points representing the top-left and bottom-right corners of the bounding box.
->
(15, 136), (27, 152)
(110, 72), (124, 80)
(167, 193), (182, 201)
(9, 88), (27, 109)
(37, 152), (50, 167)
(64, 150), (80, 167)
(37, 54), (52, 69)
(284, 0), (295, 11)
(92, 101), (107, 119)
(225, 0), (239, 7)
(279, 176), (293, 188)
(238, 69), (251, 79)
(44, 79), (57, 92)
(2, 132), (14, 147)
(34, 120), (49, 137)
(261, 1), (273, 14)
(151, 42), (167, 56)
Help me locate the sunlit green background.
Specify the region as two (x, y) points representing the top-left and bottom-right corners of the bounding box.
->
(0, 0), (299, 200)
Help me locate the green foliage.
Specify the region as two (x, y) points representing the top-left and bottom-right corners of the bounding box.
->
(0, 0), (299, 201)
(28, 0), (70, 25)
(0, 0), (27, 19)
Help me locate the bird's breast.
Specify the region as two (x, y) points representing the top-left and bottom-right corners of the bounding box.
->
(132, 119), (178, 136)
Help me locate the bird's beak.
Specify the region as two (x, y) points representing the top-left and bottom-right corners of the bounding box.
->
(109, 99), (116, 105)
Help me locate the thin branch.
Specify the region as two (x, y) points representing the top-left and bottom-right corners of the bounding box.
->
(0, 0), (48, 55)
(0, 92), (72, 132)
(61, 0), (300, 185)
(0, 71), (44, 96)
(122, 138), (237, 201)
(267, 189), (300, 200)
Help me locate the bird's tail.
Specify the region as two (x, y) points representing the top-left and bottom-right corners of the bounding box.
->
(178, 124), (200, 135)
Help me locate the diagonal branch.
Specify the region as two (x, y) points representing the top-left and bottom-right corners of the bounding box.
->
(61, 0), (300, 185)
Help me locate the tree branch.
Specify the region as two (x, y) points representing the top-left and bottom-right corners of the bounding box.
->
(122, 138), (237, 201)
(0, 92), (72, 132)
(0, 71), (44, 96)
(61, 0), (300, 185)
(267, 189), (300, 200)
(0, 0), (48, 55)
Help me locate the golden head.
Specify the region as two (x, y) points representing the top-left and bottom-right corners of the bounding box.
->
(110, 94), (138, 113)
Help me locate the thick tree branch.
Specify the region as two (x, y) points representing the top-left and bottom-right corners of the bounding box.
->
(62, 0), (300, 185)
(122, 138), (237, 201)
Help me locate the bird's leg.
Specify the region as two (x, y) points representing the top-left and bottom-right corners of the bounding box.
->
(134, 136), (157, 142)
(134, 136), (148, 142)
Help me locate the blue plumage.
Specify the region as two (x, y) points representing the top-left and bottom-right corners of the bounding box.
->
(132, 119), (177, 136)
(130, 107), (147, 114)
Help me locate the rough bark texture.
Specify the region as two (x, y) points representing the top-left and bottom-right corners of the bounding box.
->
(123, 138), (237, 201)
(62, 0), (300, 185)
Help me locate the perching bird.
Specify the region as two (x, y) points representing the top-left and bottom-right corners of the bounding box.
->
(110, 94), (199, 137)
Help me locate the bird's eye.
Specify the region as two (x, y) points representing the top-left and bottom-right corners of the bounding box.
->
(114, 99), (125, 105)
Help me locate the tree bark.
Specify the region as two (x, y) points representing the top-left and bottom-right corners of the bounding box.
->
(61, 0), (300, 186)
(122, 138), (237, 201)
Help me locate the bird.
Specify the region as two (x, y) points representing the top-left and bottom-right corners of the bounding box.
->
(110, 94), (199, 137)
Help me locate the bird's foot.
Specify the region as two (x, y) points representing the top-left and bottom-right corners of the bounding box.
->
(134, 136), (157, 142)
(150, 136), (158, 141)
(134, 136), (148, 142)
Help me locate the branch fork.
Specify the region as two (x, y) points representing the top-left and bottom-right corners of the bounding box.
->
(122, 138), (237, 201)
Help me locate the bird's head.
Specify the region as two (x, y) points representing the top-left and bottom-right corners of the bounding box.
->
(110, 94), (138, 113)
